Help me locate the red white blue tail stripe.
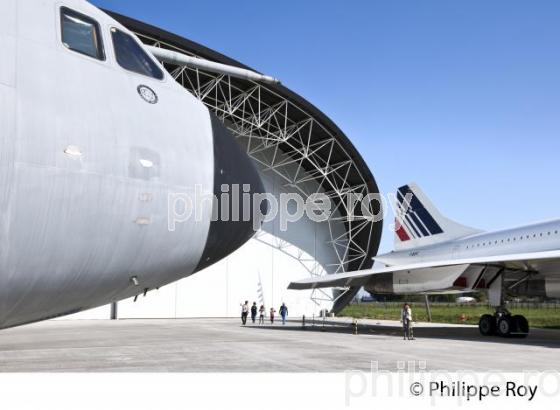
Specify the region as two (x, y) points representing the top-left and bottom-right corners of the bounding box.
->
(395, 185), (443, 242)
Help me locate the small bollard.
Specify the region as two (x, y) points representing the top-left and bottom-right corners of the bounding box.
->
(302, 315), (306, 329)
(353, 318), (358, 335)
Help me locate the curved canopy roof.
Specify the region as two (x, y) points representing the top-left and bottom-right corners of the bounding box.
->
(109, 11), (382, 283)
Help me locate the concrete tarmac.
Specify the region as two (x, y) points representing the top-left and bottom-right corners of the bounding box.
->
(0, 318), (559, 372)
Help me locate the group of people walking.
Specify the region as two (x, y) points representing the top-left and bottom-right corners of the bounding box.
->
(241, 301), (288, 326)
(243, 300), (414, 339)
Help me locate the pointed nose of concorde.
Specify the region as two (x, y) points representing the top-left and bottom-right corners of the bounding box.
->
(193, 114), (267, 273)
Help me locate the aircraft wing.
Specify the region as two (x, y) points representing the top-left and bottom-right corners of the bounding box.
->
(288, 250), (560, 290)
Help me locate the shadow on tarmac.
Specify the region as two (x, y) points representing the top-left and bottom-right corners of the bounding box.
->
(248, 319), (560, 349)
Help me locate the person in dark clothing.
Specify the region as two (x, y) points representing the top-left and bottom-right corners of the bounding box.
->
(279, 303), (288, 325)
(250, 302), (258, 324)
(241, 301), (249, 325)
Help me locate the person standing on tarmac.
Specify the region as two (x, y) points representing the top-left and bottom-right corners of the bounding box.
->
(241, 301), (249, 325)
(258, 305), (265, 325)
(250, 302), (258, 324)
(279, 303), (288, 325)
(400, 303), (415, 340)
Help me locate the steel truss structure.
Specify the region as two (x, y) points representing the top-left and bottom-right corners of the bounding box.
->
(252, 231), (334, 307)
(113, 13), (382, 306)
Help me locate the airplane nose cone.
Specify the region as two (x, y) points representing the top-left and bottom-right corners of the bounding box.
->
(194, 114), (267, 272)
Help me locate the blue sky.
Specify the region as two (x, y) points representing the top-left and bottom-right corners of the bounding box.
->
(92, 0), (560, 253)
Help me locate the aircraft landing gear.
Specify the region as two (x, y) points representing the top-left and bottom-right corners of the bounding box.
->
(479, 269), (529, 338)
(511, 314), (529, 336)
(478, 309), (529, 338)
(478, 314), (495, 336)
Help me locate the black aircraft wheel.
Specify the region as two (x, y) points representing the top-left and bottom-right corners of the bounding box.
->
(497, 316), (513, 337)
(479, 314), (495, 336)
(511, 315), (529, 338)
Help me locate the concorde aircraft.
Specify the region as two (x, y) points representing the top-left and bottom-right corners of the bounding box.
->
(290, 183), (560, 337)
(0, 0), (272, 329)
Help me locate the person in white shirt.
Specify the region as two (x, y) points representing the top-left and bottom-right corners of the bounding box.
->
(240, 301), (249, 325)
(401, 303), (415, 340)
(258, 305), (265, 325)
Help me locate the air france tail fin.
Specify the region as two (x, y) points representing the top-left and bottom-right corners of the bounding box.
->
(393, 183), (482, 251)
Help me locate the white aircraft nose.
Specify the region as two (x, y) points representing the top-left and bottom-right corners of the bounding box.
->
(194, 114), (267, 272)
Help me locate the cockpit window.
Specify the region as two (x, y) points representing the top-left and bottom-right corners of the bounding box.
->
(111, 28), (164, 80)
(61, 7), (105, 60)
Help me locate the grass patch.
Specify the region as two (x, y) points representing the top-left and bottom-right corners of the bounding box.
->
(340, 303), (560, 329)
